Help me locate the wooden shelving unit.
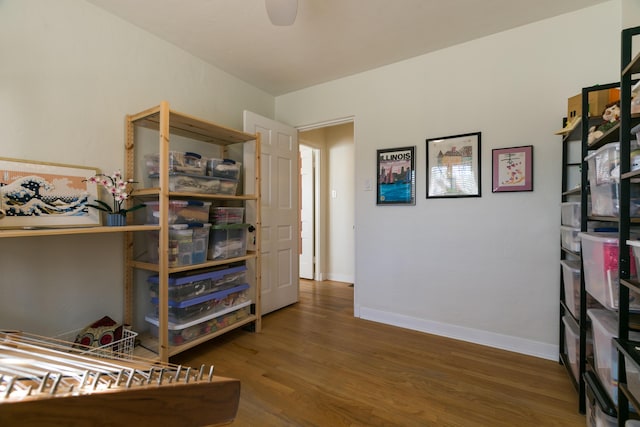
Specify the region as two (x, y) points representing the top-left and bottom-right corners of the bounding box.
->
(0, 101), (262, 365)
(0, 225), (158, 238)
(125, 101), (262, 363)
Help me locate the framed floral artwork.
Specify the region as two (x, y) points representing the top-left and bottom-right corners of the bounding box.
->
(492, 145), (533, 193)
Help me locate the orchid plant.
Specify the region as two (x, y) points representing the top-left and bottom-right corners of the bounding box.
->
(85, 170), (145, 216)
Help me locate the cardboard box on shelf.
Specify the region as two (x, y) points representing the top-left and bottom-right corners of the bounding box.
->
(567, 88), (620, 120)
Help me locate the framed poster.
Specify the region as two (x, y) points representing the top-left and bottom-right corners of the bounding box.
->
(376, 146), (416, 205)
(0, 157), (101, 228)
(492, 145), (533, 192)
(426, 132), (481, 198)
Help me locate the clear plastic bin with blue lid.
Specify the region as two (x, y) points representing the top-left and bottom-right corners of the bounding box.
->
(150, 283), (250, 323)
(148, 264), (247, 303)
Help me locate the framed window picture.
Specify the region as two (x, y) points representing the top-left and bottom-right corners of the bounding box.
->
(492, 145), (533, 192)
(426, 132), (481, 198)
(376, 146), (416, 205)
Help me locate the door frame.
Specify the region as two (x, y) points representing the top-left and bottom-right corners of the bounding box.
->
(299, 144), (320, 280)
(297, 116), (355, 287)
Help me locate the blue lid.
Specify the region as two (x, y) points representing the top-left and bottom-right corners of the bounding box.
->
(593, 227), (618, 232)
(147, 265), (247, 286)
(151, 283), (249, 307)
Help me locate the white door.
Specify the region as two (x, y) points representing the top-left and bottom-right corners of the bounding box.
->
(299, 145), (314, 279)
(244, 111), (299, 314)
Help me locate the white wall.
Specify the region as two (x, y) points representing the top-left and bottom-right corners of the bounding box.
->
(0, 0), (273, 335)
(326, 123), (355, 283)
(276, 1), (624, 359)
(623, 0), (640, 28)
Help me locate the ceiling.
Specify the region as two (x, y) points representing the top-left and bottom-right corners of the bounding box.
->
(86, 0), (611, 96)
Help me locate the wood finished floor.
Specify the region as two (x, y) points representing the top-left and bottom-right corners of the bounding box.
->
(174, 280), (584, 427)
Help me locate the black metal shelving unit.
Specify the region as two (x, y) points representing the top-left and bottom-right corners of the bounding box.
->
(615, 25), (640, 427)
(559, 114), (585, 407)
(559, 77), (625, 415)
(579, 81), (622, 420)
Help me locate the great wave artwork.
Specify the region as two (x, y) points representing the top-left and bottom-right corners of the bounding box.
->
(0, 158), (100, 228)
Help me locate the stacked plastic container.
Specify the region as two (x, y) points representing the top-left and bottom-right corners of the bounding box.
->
(145, 151), (240, 195)
(580, 232), (640, 311)
(586, 377), (617, 427)
(560, 193), (586, 389)
(561, 259), (600, 319)
(588, 309), (640, 407)
(560, 202), (581, 253)
(145, 265), (252, 345)
(625, 238), (640, 408)
(563, 314), (592, 380)
(585, 142), (640, 218)
(208, 207), (250, 261)
(579, 141), (640, 413)
(145, 200), (212, 267)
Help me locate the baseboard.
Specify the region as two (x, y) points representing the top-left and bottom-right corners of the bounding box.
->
(326, 273), (354, 284)
(358, 307), (558, 361)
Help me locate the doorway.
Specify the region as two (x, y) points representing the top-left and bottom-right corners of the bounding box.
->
(298, 121), (355, 284)
(299, 144), (318, 280)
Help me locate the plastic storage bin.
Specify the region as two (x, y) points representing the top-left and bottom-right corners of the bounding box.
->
(145, 151), (206, 176)
(145, 303), (252, 346)
(561, 226), (581, 253)
(562, 315), (580, 380)
(151, 283), (250, 323)
(561, 202), (581, 228)
(622, 352), (640, 404)
(192, 224), (211, 264)
(585, 143), (621, 217)
(580, 232), (639, 310)
(588, 309), (640, 405)
(585, 142), (640, 217)
(633, 123), (640, 146)
(147, 223), (211, 267)
(560, 259), (598, 318)
(145, 200), (211, 224)
(586, 378), (617, 427)
(211, 207), (244, 225)
(148, 265), (248, 303)
(561, 260), (580, 318)
(148, 173), (238, 195)
(627, 239), (640, 288)
(208, 223), (251, 260)
(206, 158), (241, 180)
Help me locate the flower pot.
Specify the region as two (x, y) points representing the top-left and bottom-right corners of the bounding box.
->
(106, 213), (127, 226)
